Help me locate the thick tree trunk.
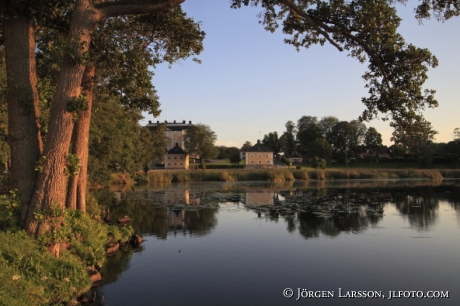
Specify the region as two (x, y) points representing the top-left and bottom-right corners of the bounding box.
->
(66, 65), (95, 211)
(3, 15), (43, 224)
(22, 0), (185, 236)
(25, 0), (98, 236)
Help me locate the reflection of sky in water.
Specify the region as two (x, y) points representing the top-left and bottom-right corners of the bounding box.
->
(100, 183), (460, 306)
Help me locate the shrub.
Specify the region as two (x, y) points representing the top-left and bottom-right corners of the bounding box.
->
(311, 156), (326, 169)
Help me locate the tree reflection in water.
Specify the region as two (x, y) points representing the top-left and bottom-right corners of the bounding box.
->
(93, 180), (460, 303)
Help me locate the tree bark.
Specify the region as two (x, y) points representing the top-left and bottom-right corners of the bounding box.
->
(3, 14), (43, 224)
(23, 0), (185, 236)
(25, 0), (98, 235)
(66, 65), (95, 211)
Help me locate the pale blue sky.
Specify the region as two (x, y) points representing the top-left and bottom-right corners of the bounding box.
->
(141, 0), (460, 147)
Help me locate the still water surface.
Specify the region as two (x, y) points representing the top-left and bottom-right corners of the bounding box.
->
(98, 180), (460, 305)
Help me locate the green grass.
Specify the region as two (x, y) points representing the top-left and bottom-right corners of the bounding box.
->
(0, 196), (134, 305)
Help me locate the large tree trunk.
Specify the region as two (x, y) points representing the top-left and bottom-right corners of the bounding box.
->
(25, 0), (97, 236)
(66, 65), (95, 211)
(22, 0), (185, 236)
(3, 15), (43, 224)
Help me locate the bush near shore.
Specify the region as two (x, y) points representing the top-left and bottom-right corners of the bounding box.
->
(0, 195), (134, 305)
(146, 168), (460, 184)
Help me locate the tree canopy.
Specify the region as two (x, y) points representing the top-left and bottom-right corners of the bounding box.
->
(183, 123), (218, 170)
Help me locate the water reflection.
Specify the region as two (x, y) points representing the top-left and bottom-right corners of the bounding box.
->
(107, 180), (460, 239)
(98, 180), (460, 305)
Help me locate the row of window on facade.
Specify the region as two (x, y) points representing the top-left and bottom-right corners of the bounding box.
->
(168, 156), (184, 160)
(249, 154), (270, 157)
(250, 160), (271, 164)
(168, 163), (184, 166)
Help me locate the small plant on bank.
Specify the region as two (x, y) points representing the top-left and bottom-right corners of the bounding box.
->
(5, 189), (21, 232)
(311, 157), (327, 169)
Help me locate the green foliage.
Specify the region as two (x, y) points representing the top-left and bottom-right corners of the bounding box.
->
(280, 120), (297, 157)
(66, 94), (88, 120)
(281, 157), (292, 166)
(5, 190), (21, 232)
(311, 156), (327, 169)
(309, 138), (332, 160)
(262, 132), (281, 155)
(34, 155), (47, 173)
(183, 124), (218, 169)
(64, 153), (80, 176)
(415, 0), (460, 20)
(229, 152), (242, 165)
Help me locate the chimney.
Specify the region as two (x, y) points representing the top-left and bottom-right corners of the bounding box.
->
(183, 120), (186, 124)
(157, 121), (159, 123)
(165, 120), (168, 123)
(189, 121), (192, 124)
(148, 120), (152, 124)
(174, 120), (176, 123)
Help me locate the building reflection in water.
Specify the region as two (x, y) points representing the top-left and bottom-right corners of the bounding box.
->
(245, 191), (275, 206)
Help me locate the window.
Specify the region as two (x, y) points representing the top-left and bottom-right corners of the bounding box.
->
(174, 163), (176, 165)
(258, 154), (261, 157)
(259, 160), (261, 164)
(266, 154), (269, 157)
(168, 156), (171, 160)
(251, 161), (254, 164)
(168, 163), (171, 165)
(180, 163), (183, 165)
(250, 154), (254, 157)
(174, 156), (177, 159)
(267, 160), (270, 163)
(180, 156), (184, 159)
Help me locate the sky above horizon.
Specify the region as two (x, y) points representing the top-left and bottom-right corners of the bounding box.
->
(140, 0), (460, 148)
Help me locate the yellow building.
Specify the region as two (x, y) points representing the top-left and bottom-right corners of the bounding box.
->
(244, 140), (274, 168)
(165, 143), (189, 169)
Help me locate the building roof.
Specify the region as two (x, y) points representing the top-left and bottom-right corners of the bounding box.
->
(245, 140), (273, 153)
(145, 120), (193, 132)
(168, 143), (187, 154)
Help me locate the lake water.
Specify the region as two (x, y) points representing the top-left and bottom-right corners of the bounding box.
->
(96, 180), (460, 305)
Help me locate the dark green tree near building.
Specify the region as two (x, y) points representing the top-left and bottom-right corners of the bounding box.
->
(296, 116), (321, 157)
(183, 124), (218, 170)
(280, 120), (297, 157)
(327, 121), (355, 166)
(240, 141), (253, 151)
(364, 127), (383, 163)
(262, 132), (281, 156)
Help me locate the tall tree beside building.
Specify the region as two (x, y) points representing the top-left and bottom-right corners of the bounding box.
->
(183, 124), (218, 170)
(262, 132), (281, 156)
(240, 141), (253, 151)
(364, 127), (383, 163)
(280, 120), (297, 156)
(327, 121), (355, 166)
(296, 116), (321, 157)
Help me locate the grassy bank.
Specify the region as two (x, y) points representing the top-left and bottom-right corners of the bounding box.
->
(0, 195), (134, 305)
(146, 168), (460, 184)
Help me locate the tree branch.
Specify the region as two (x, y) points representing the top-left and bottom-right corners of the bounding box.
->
(277, 0), (344, 52)
(96, 0), (185, 19)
